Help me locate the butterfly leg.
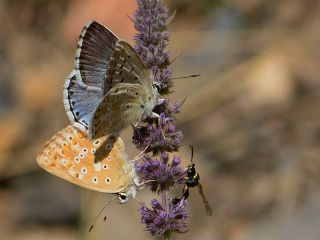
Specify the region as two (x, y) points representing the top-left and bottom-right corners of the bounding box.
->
(134, 177), (156, 189)
(128, 143), (151, 163)
(157, 98), (166, 106)
(128, 186), (144, 205)
(133, 177), (145, 190)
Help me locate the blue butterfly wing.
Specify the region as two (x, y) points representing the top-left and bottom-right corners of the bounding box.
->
(75, 21), (118, 93)
(63, 71), (103, 132)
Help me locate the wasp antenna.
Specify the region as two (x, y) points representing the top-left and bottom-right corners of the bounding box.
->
(188, 145), (194, 163)
(89, 195), (118, 232)
(175, 96), (188, 112)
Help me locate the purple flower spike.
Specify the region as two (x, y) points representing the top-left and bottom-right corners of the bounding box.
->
(134, 0), (173, 95)
(133, 0), (196, 237)
(140, 198), (189, 236)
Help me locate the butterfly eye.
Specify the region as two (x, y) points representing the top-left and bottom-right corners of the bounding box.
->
(118, 193), (128, 203)
(153, 83), (161, 92)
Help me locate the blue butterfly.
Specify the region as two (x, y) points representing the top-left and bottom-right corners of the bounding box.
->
(63, 21), (163, 138)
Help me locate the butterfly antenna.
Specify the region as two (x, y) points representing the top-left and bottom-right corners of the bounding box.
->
(170, 51), (183, 64)
(171, 74), (201, 80)
(172, 96), (188, 114)
(89, 195), (118, 232)
(166, 9), (177, 25)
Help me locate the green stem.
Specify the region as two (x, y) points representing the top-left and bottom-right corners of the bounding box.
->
(163, 231), (171, 240)
(160, 152), (171, 239)
(161, 190), (171, 239)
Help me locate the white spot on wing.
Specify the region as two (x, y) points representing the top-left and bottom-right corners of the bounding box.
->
(94, 162), (101, 171)
(43, 157), (50, 164)
(92, 176), (99, 184)
(73, 122), (88, 132)
(68, 170), (75, 177)
(81, 167), (88, 174)
(61, 159), (68, 166)
(74, 156), (80, 163)
(102, 164), (109, 170)
(105, 177), (111, 184)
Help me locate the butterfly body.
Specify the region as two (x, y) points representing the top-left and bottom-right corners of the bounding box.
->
(37, 125), (138, 199)
(64, 21), (161, 138)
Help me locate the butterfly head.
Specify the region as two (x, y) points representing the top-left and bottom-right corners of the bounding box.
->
(117, 184), (138, 204)
(153, 82), (161, 93)
(117, 192), (129, 203)
(139, 82), (160, 120)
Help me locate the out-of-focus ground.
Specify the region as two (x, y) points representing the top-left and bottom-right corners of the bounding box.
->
(0, 0), (320, 239)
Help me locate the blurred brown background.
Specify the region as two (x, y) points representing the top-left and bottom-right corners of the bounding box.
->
(0, 0), (320, 239)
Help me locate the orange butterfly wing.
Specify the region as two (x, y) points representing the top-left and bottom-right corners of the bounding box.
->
(37, 125), (132, 193)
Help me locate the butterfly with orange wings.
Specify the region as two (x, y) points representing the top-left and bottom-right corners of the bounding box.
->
(37, 125), (140, 203)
